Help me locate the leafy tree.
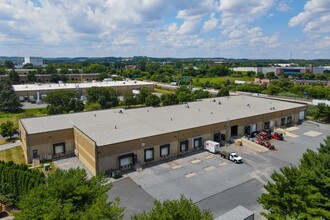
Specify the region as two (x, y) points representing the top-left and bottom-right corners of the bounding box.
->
(314, 103), (330, 123)
(45, 65), (57, 74)
(4, 60), (14, 69)
(15, 169), (124, 220)
(123, 91), (136, 108)
(46, 90), (84, 115)
(8, 69), (19, 84)
(175, 86), (196, 103)
(266, 85), (284, 95)
(194, 89), (211, 99)
(0, 80), (22, 112)
(138, 60), (147, 71)
(0, 161), (45, 207)
(85, 103), (102, 111)
(270, 79), (294, 92)
(98, 72), (109, 81)
(258, 136), (330, 219)
(246, 71), (256, 77)
(136, 87), (151, 104)
(161, 93), (179, 106)
(86, 87), (119, 109)
(265, 72), (276, 79)
(50, 72), (60, 83)
(0, 67), (7, 75)
(145, 94), (161, 107)
(132, 195), (212, 220)
(22, 63), (33, 69)
(257, 72), (264, 79)
(0, 121), (18, 139)
(27, 72), (36, 83)
(216, 87), (229, 97)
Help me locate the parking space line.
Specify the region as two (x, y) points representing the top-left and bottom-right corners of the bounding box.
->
(303, 130), (322, 137)
(190, 159), (202, 164)
(171, 165), (182, 170)
(205, 155), (214, 159)
(204, 166), (215, 171)
(286, 127), (299, 131)
(185, 172), (197, 178)
(218, 162), (228, 166)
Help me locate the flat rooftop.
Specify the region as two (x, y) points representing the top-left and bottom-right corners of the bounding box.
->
(13, 80), (153, 92)
(20, 96), (306, 146)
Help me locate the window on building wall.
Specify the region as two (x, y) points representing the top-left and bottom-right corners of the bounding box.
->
(180, 140), (189, 152)
(160, 144), (170, 157)
(281, 117), (286, 126)
(144, 148), (154, 162)
(287, 116), (292, 125)
(53, 142), (65, 155)
(264, 121), (270, 130)
(192, 137), (202, 149)
(244, 126), (251, 134)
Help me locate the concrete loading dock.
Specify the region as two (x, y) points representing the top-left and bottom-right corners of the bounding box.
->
(19, 96), (306, 176)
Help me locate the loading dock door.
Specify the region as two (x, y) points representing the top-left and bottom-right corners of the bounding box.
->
(231, 125), (238, 137)
(53, 143), (65, 155)
(299, 111), (305, 120)
(251, 124), (257, 132)
(119, 155), (133, 167)
(118, 153), (134, 167)
(213, 133), (220, 142)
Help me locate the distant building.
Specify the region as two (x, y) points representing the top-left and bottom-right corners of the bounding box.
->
(23, 57), (44, 67)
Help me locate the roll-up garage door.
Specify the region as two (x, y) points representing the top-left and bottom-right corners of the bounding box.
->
(299, 111), (305, 120)
(161, 147), (168, 156)
(53, 143), (65, 154)
(251, 124), (257, 132)
(119, 156), (133, 167)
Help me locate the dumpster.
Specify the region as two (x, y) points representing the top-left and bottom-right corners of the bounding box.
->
(44, 163), (50, 171)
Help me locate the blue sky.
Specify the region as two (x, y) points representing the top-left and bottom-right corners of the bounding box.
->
(0, 0), (329, 59)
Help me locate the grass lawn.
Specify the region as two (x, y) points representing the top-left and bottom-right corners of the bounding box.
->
(0, 138), (19, 145)
(192, 76), (254, 85)
(0, 108), (46, 127)
(0, 146), (25, 164)
(35, 161), (57, 175)
(154, 88), (175, 94)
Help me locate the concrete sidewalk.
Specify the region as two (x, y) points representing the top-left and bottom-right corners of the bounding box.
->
(0, 141), (21, 151)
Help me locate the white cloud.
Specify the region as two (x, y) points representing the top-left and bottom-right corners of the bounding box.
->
(202, 13), (218, 32)
(218, 0), (280, 50)
(277, 2), (292, 12)
(289, 0), (330, 49)
(0, 0), (328, 58)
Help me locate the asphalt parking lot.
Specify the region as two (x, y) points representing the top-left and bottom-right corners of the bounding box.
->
(108, 121), (329, 219)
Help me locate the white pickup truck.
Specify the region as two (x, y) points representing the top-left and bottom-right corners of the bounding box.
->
(219, 151), (243, 164)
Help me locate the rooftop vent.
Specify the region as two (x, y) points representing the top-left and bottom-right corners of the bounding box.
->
(119, 110), (123, 114)
(218, 101), (221, 105)
(247, 104), (250, 108)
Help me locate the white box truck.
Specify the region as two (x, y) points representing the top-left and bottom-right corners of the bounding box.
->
(204, 140), (220, 153)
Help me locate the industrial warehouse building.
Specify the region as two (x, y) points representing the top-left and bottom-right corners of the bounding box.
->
(19, 96), (306, 176)
(13, 80), (154, 102)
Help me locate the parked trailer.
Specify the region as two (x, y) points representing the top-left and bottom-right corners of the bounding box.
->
(204, 140), (220, 153)
(219, 151), (243, 163)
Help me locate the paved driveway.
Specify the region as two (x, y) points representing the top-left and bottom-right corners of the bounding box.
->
(124, 121), (329, 219)
(53, 156), (93, 179)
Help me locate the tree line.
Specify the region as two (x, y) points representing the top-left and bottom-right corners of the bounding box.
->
(0, 161), (45, 207)
(45, 85), (229, 115)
